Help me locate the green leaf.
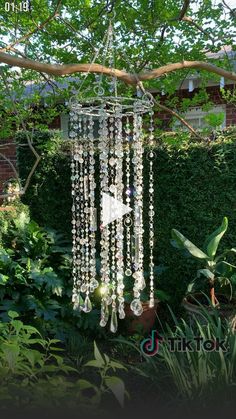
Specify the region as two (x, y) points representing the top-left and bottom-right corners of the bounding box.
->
(84, 360), (104, 368)
(197, 269), (215, 280)
(0, 274), (9, 285)
(171, 229), (209, 260)
(21, 348), (43, 366)
(94, 342), (105, 366)
(204, 217), (228, 258)
(29, 268), (63, 296)
(216, 261), (236, 276)
(11, 320), (24, 334)
(104, 354), (110, 364)
(187, 280), (197, 294)
(105, 376), (125, 407)
(109, 360), (127, 371)
(77, 379), (95, 390)
(0, 249), (11, 266)
(7, 310), (19, 319)
(1, 343), (19, 369)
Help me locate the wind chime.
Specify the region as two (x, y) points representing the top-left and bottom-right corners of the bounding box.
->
(69, 19), (155, 333)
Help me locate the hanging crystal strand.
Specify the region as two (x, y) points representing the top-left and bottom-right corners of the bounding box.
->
(149, 108), (155, 308)
(124, 116), (132, 278)
(70, 109), (84, 310)
(114, 105), (125, 320)
(99, 109), (110, 327)
(108, 115), (118, 333)
(130, 108), (145, 316)
(82, 117), (92, 312)
(78, 117), (87, 301)
(71, 140), (81, 309)
(107, 21), (117, 96)
(88, 115), (98, 294)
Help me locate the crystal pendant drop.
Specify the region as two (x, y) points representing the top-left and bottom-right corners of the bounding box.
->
(89, 279), (99, 292)
(125, 268), (132, 276)
(83, 295), (92, 313)
(118, 308), (125, 319)
(110, 310), (118, 333)
(130, 298), (143, 316)
(149, 297), (155, 308)
(100, 318), (107, 327)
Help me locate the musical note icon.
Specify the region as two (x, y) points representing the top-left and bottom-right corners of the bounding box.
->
(140, 330), (162, 356)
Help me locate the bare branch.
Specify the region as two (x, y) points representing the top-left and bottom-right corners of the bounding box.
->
(0, 52), (236, 85)
(138, 60), (236, 83)
(178, 0), (191, 20)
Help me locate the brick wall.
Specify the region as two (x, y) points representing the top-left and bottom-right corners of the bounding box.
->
(0, 138), (17, 196)
(0, 117), (61, 199)
(155, 84), (236, 129)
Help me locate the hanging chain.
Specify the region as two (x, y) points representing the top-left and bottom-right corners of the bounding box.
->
(148, 109), (155, 308)
(124, 116), (132, 277)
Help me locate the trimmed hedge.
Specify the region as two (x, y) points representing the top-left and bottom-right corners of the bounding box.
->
(16, 129), (236, 307)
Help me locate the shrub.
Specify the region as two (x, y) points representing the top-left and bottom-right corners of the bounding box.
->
(0, 311), (127, 409)
(0, 203), (107, 340)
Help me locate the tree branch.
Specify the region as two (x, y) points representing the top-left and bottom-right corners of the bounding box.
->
(223, 0), (236, 19)
(0, 52), (236, 85)
(0, 153), (21, 186)
(137, 81), (203, 139)
(156, 102), (203, 140)
(178, 0), (191, 20)
(181, 16), (214, 41)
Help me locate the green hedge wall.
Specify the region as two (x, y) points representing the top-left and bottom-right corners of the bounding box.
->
(16, 129), (236, 307)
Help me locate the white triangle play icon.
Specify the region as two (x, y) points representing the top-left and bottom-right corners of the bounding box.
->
(102, 192), (132, 227)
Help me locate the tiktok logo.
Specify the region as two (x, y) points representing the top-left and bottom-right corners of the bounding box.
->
(140, 330), (163, 356)
(140, 330), (228, 356)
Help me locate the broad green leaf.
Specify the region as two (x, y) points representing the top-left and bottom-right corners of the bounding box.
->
(1, 343), (19, 369)
(204, 217), (228, 258)
(84, 360), (104, 368)
(21, 348), (43, 367)
(77, 379), (95, 390)
(11, 320), (24, 334)
(105, 376), (125, 407)
(197, 269), (214, 280)
(216, 261), (236, 276)
(94, 342), (105, 366)
(230, 274), (236, 284)
(29, 268), (63, 296)
(171, 229), (209, 260)
(0, 249), (11, 265)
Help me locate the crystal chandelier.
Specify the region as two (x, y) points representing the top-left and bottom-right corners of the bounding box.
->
(69, 20), (155, 333)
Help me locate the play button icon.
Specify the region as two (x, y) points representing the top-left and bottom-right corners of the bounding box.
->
(101, 192), (132, 227)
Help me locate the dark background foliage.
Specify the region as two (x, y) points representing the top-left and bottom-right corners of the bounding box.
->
(16, 129), (236, 309)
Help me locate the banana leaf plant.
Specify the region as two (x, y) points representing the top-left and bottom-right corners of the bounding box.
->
(171, 217), (236, 307)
